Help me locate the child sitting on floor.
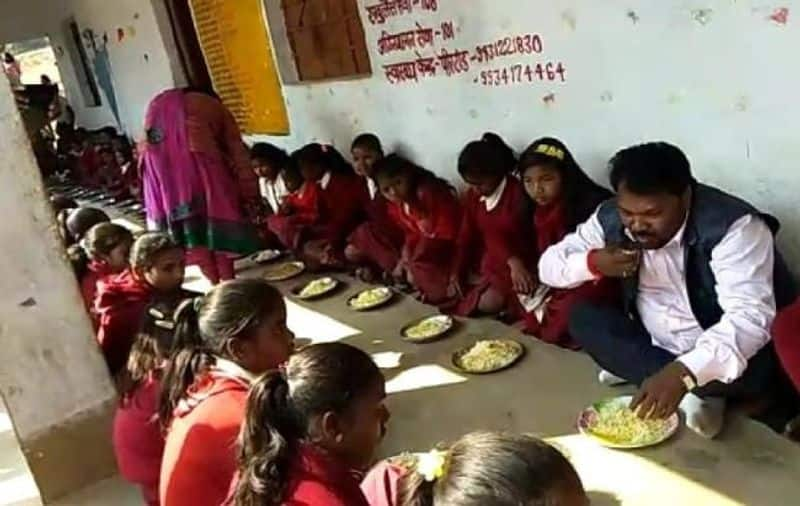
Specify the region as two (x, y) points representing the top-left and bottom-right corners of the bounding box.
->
(362, 431), (588, 506)
(159, 279), (295, 506)
(268, 143), (363, 270)
(95, 232), (186, 375)
(230, 342), (389, 506)
(345, 133), (405, 282)
(113, 299), (180, 506)
(58, 206), (110, 247)
(373, 154), (462, 305)
(517, 138), (616, 348)
(250, 142), (290, 214)
(452, 133), (535, 319)
(70, 222), (134, 327)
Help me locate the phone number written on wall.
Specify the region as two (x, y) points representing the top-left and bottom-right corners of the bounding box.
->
(365, 0), (568, 87)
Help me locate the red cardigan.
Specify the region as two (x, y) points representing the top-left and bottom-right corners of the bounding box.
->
(454, 176), (534, 287)
(310, 172), (365, 247)
(81, 260), (114, 329)
(284, 444), (370, 506)
(160, 372), (250, 506)
(95, 270), (153, 375)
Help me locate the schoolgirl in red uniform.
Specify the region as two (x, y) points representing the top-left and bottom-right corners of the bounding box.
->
(95, 233), (186, 375)
(72, 223), (133, 328)
(268, 144), (363, 269)
(345, 134), (405, 281)
(113, 299), (180, 505)
(518, 137), (616, 348)
(373, 154), (462, 305)
(158, 279), (295, 506)
(229, 342), (389, 506)
(452, 133), (535, 318)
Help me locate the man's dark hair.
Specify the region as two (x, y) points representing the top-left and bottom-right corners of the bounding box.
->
(609, 142), (694, 196)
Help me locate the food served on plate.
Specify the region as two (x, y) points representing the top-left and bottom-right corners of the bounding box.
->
(263, 261), (305, 281)
(403, 315), (453, 341)
(297, 277), (337, 298)
(252, 249), (282, 263)
(348, 286), (392, 310)
(578, 396), (678, 448)
(453, 339), (523, 373)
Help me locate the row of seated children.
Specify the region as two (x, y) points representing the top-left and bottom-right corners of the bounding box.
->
(109, 277), (589, 506)
(249, 133), (616, 348)
(56, 125), (140, 198)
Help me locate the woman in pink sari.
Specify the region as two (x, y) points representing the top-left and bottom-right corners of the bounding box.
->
(139, 89), (260, 283)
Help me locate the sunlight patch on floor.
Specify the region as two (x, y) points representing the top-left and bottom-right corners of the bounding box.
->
(546, 434), (742, 506)
(286, 300), (360, 343)
(386, 364), (467, 395)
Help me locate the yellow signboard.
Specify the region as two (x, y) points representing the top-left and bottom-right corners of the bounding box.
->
(190, 0), (289, 135)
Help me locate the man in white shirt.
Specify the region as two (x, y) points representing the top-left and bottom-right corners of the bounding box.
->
(539, 142), (796, 438)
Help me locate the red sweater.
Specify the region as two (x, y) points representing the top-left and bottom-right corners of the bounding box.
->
(81, 260), (114, 328)
(387, 179), (461, 266)
(310, 172), (365, 247)
(454, 176), (534, 287)
(284, 444), (370, 505)
(160, 372), (249, 506)
(355, 179), (404, 245)
(95, 270), (153, 375)
(113, 374), (163, 505)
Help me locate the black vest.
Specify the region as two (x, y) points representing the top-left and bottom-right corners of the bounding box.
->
(597, 184), (797, 329)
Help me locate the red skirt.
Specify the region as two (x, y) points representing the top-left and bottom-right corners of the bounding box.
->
(348, 222), (402, 273)
(267, 214), (310, 250)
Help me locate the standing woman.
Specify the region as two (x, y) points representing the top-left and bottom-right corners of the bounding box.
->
(139, 88), (261, 284)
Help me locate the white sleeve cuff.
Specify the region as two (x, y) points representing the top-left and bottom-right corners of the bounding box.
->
(677, 348), (719, 387)
(566, 251), (596, 284)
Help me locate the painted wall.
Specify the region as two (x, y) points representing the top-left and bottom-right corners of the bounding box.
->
(0, 0), (184, 136)
(0, 63), (118, 499)
(254, 0), (800, 264)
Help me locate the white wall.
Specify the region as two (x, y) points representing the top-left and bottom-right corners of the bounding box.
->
(0, 0), (183, 136)
(254, 0), (800, 264)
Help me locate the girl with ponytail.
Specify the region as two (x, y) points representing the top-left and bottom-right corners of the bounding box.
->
(452, 133), (536, 318)
(113, 299), (181, 506)
(267, 143), (364, 270)
(364, 431), (588, 506)
(159, 278), (295, 506)
(231, 342), (389, 506)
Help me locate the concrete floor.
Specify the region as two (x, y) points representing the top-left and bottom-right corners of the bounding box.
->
(4, 261), (800, 505)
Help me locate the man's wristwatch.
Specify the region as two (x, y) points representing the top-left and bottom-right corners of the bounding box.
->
(681, 372), (698, 392)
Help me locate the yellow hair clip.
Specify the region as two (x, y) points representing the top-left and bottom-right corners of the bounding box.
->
(534, 144), (565, 161)
(416, 449), (448, 482)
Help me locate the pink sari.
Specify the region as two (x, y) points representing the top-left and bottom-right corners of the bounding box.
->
(139, 90), (258, 257)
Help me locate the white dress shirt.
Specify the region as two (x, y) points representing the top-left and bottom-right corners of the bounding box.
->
(259, 176), (288, 213)
(538, 210), (776, 387)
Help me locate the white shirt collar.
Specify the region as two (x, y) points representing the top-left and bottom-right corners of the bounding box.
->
(480, 176), (507, 211)
(366, 178), (378, 200)
(319, 171), (332, 190)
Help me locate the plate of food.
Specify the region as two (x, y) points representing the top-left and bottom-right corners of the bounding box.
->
(347, 286), (394, 311)
(451, 339), (525, 374)
(293, 277), (339, 300)
(577, 395), (679, 449)
(401, 315), (454, 343)
(262, 261), (305, 282)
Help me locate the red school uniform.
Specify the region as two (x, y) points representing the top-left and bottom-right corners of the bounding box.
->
(283, 443), (370, 506)
(772, 298), (800, 393)
(113, 374), (164, 506)
(95, 269), (154, 375)
(453, 176), (534, 317)
(387, 179), (462, 304)
(307, 171), (365, 249)
(522, 203), (617, 348)
(360, 460), (405, 506)
(267, 181), (321, 249)
(80, 260), (114, 329)
(159, 365), (251, 506)
(348, 178), (405, 272)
